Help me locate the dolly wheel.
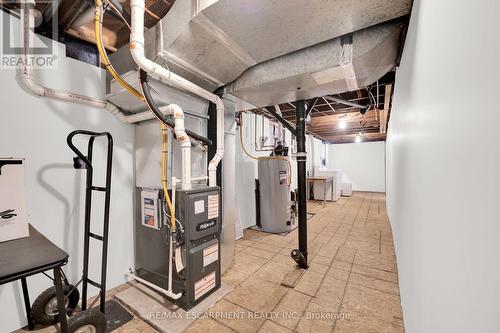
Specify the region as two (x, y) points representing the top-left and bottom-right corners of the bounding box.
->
(68, 309), (106, 333)
(31, 285), (80, 325)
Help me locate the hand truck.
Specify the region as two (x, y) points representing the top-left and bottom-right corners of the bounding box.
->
(30, 130), (113, 333)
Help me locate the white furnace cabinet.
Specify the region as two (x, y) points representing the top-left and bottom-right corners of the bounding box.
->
(0, 158), (29, 242)
(312, 167), (342, 202)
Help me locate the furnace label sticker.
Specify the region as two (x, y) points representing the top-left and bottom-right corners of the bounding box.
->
(207, 194), (219, 219)
(141, 189), (160, 229)
(194, 199), (205, 214)
(203, 243), (219, 267)
(194, 271), (216, 300)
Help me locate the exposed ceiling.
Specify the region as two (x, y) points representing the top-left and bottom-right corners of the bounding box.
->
(2, 0), (405, 143)
(252, 71), (395, 144)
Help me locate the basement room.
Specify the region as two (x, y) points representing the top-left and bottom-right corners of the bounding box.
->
(0, 0), (498, 333)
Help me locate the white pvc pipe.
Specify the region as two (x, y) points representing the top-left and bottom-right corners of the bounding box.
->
(17, 0), (144, 127)
(18, 1), (110, 110)
(164, 105), (191, 190)
(126, 273), (182, 300)
(129, 0), (224, 187)
(167, 232), (175, 293)
(191, 176), (209, 181)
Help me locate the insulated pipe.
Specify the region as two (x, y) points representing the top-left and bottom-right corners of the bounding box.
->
(129, 0), (224, 187)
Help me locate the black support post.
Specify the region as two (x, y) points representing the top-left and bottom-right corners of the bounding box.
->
(291, 100), (309, 269)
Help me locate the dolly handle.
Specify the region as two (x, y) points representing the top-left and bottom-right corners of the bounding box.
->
(66, 130), (113, 169)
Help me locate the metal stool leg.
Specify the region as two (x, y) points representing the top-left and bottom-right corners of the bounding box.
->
(54, 268), (68, 333)
(20, 277), (34, 330)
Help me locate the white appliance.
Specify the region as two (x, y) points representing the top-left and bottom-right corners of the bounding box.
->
(341, 182), (353, 196)
(312, 167), (341, 202)
(257, 159), (297, 234)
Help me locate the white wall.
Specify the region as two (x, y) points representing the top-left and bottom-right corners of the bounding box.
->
(386, 1), (500, 332)
(327, 141), (385, 192)
(0, 13), (135, 332)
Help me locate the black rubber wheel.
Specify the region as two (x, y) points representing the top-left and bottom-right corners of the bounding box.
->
(67, 309), (106, 333)
(31, 284), (80, 325)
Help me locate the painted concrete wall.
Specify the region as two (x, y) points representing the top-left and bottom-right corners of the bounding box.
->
(327, 141), (386, 192)
(386, 0), (500, 332)
(0, 13), (135, 332)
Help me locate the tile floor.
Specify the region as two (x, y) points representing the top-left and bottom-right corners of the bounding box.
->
(19, 192), (404, 333)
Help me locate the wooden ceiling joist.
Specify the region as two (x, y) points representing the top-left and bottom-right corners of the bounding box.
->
(249, 72), (395, 144)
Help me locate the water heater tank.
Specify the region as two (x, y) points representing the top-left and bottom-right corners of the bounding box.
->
(257, 159), (297, 234)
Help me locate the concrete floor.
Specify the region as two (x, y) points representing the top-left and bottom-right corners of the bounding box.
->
(20, 192), (403, 333)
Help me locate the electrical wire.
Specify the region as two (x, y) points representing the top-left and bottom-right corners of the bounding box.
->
(239, 112), (292, 184)
(139, 70), (213, 146)
(95, 1), (145, 101)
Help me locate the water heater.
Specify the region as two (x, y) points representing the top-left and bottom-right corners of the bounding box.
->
(256, 158), (297, 234)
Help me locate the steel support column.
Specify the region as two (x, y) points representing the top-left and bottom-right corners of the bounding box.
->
(291, 100), (309, 269)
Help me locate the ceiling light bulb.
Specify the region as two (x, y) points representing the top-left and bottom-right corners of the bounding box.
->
(355, 135), (362, 143)
(338, 120), (347, 129)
